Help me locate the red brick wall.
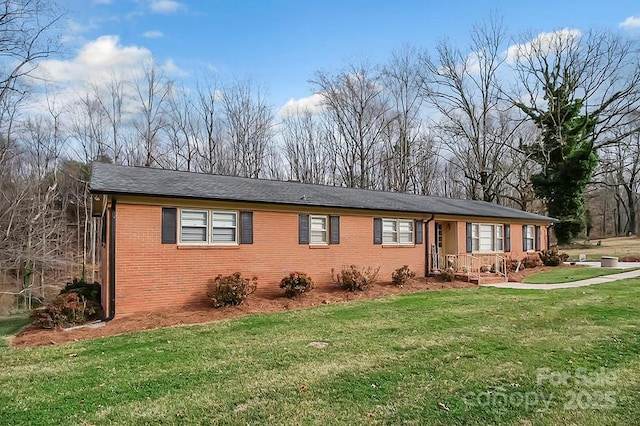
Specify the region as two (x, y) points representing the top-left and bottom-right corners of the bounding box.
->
(113, 204), (427, 315)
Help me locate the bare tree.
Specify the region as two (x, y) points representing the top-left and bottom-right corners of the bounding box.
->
(595, 123), (640, 235)
(281, 107), (329, 184)
(194, 78), (225, 174)
(380, 46), (432, 193)
(132, 59), (172, 167)
(420, 17), (521, 202)
(67, 90), (109, 163)
(311, 61), (393, 189)
(163, 84), (198, 171)
(92, 74), (126, 164)
(221, 79), (274, 178)
(512, 29), (640, 151)
(511, 29), (640, 242)
(0, 0), (63, 104)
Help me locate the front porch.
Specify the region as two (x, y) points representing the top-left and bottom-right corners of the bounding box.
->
(431, 253), (508, 284)
(431, 220), (508, 284)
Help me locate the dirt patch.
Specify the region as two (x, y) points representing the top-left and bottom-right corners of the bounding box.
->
(13, 277), (478, 348)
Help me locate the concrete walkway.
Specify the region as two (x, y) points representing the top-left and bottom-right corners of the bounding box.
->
(480, 263), (640, 290)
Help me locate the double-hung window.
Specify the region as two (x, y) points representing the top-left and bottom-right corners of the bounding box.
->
(180, 209), (237, 245)
(310, 215), (328, 245)
(212, 211), (237, 244)
(471, 223), (504, 252)
(180, 210), (209, 243)
(524, 225), (535, 251)
(382, 219), (414, 245)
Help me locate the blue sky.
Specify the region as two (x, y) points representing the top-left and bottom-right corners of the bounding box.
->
(57, 0), (639, 111)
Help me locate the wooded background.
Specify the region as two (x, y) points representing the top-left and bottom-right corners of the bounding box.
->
(1, 2), (639, 311)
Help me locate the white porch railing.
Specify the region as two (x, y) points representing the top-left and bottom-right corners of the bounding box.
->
(432, 253), (507, 282)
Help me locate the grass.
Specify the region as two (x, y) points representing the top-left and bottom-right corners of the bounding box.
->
(523, 267), (635, 284)
(0, 314), (29, 348)
(1, 282), (640, 425)
(562, 236), (640, 261)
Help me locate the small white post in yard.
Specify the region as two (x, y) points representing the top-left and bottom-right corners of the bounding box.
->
(579, 253), (586, 262)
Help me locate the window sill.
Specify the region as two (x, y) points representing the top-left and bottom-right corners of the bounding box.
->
(309, 244), (330, 249)
(177, 245), (241, 250)
(382, 244), (416, 248)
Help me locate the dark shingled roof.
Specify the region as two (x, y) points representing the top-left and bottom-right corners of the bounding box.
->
(90, 162), (556, 222)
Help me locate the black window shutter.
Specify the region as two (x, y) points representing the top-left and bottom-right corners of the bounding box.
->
(535, 225), (541, 251)
(504, 224), (511, 252)
(466, 222), (473, 253)
(330, 215), (340, 244)
(415, 220), (423, 244)
(522, 225), (527, 251)
(373, 218), (382, 244)
(240, 211), (253, 244)
(299, 214), (309, 244)
(161, 207), (177, 244)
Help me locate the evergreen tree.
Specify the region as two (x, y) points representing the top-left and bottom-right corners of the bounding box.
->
(517, 80), (598, 244)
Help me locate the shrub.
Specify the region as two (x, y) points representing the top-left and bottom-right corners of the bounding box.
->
(332, 265), (379, 291)
(441, 268), (455, 282)
(30, 279), (102, 329)
(391, 265), (416, 287)
(30, 279), (103, 329)
(506, 258), (520, 272)
(207, 272), (257, 307)
(280, 272), (315, 298)
(538, 247), (570, 266)
(522, 254), (543, 268)
(60, 278), (101, 304)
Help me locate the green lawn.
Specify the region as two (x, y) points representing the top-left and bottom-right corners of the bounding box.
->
(1, 282), (639, 425)
(523, 267), (635, 284)
(0, 315), (29, 348)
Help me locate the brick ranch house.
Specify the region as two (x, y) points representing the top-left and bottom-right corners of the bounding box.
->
(90, 163), (556, 319)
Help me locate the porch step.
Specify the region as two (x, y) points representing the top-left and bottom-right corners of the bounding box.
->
(470, 275), (508, 285)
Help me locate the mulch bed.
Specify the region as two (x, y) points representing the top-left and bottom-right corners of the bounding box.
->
(11, 267), (553, 348)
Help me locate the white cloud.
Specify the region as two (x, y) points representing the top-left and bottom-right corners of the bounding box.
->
(36, 35), (152, 85)
(161, 58), (189, 77)
(142, 30), (164, 39)
(277, 93), (325, 118)
(620, 16), (640, 30)
(149, 0), (185, 14)
(506, 28), (582, 63)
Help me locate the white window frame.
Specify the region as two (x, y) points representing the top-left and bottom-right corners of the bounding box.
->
(309, 215), (328, 245)
(524, 225), (535, 251)
(179, 209), (238, 246)
(471, 223), (480, 252)
(382, 218), (414, 245)
(179, 209), (209, 244)
(211, 210), (238, 245)
(471, 223), (504, 253)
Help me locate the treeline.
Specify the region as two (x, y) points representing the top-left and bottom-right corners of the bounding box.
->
(1, 4), (639, 309)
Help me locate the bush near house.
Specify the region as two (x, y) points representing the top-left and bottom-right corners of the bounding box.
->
(522, 254), (543, 268)
(538, 247), (570, 266)
(332, 265), (380, 291)
(30, 279), (102, 329)
(279, 272), (315, 298)
(207, 273), (257, 307)
(441, 268), (455, 282)
(391, 265), (416, 287)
